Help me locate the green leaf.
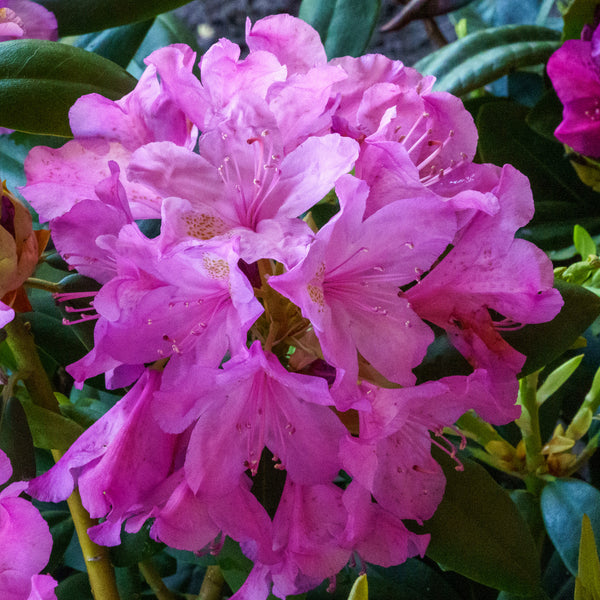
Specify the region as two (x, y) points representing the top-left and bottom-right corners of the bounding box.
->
(130, 12), (201, 77)
(0, 395), (36, 484)
(575, 514), (600, 600)
(476, 100), (600, 252)
(412, 451), (542, 595)
(502, 280), (600, 376)
(347, 575), (367, 600)
(0, 39), (136, 136)
(20, 397), (85, 450)
(414, 25), (560, 96)
(110, 521), (165, 567)
(35, 0), (191, 36)
(541, 479), (600, 576)
(574, 225), (598, 259)
(299, 0), (381, 58)
(73, 19), (154, 68)
(56, 572), (93, 600)
(526, 88), (564, 142)
(561, 0), (599, 41)
(43, 509), (75, 573)
(537, 354), (584, 406)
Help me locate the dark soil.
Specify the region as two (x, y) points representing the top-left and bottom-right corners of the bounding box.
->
(173, 0), (456, 67)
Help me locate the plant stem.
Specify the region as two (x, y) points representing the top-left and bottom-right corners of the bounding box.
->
(57, 458), (120, 600)
(516, 373), (546, 495)
(4, 317), (59, 413)
(139, 559), (179, 600)
(24, 277), (63, 293)
(198, 566), (225, 600)
(5, 315), (121, 600)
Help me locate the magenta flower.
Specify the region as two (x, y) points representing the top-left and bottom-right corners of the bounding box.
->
(0, 0), (57, 42)
(22, 13), (562, 600)
(547, 14), (600, 158)
(269, 174), (456, 407)
(0, 451), (57, 600)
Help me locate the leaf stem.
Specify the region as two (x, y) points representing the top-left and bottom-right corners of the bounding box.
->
(516, 373), (546, 494)
(198, 565), (225, 600)
(4, 315), (120, 600)
(24, 277), (63, 294)
(139, 558), (179, 600)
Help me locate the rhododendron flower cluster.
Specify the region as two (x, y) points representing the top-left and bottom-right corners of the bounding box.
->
(21, 14), (562, 599)
(0, 450), (57, 600)
(547, 8), (600, 158)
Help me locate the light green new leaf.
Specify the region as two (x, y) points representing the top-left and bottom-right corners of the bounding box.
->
(19, 397), (84, 450)
(347, 575), (368, 600)
(35, 0), (191, 36)
(414, 25), (560, 96)
(299, 0), (380, 58)
(574, 225), (598, 260)
(575, 514), (600, 600)
(536, 354), (584, 407)
(0, 39), (136, 136)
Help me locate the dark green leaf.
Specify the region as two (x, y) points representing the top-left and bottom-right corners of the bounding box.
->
(411, 451), (542, 595)
(541, 479), (600, 576)
(20, 397), (85, 450)
(74, 19), (154, 68)
(503, 280), (600, 376)
(299, 0), (381, 58)
(526, 88), (564, 142)
(476, 100), (600, 251)
(0, 39), (136, 136)
(414, 25), (560, 96)
(56, 572), (93, 600)
(131, 12), (201, 77)
(367, 561), (464, 600)
(35, 0), (191, 36)
(561, 0), (598, 41)
(110, 521), (165, 567)
(0, 395), (36, 484)
(42, 509), (74, 573)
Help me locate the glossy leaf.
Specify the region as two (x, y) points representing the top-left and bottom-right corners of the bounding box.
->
(130, 12), (201, 78)
(575, 514), (600, 600)
(476, 100), (600, 251)
(414, 25), (560, 96)
(0, 396), (36, 484)
(0, 39), (136, 136)
(299, 0), (381, 58)
(536, 354), (584, 407)
(412, 451), (542, 595)
(561, 0), (599, 41)
(35, 0), (190, 36)
(73, 19), (154, 68)
(574, 225), (597, 259)
(43, 510), (75, 574)
(542, 479), (600, 576)
(347, 575), (367, 600)
(110, 522), (164, 567)
(503, 280), (600, 377)
(20, 397), (85, 450)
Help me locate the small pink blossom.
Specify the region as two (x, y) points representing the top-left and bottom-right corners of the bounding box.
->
(0, 451), (57, 600)
(0, 0), (57, 42)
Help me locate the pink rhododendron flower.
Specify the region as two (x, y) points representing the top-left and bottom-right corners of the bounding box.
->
(22, 12), (563, 600)
(0, 0), (57, 42)
(547, 12), (600, 158)
(0, 450), (57, 600)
